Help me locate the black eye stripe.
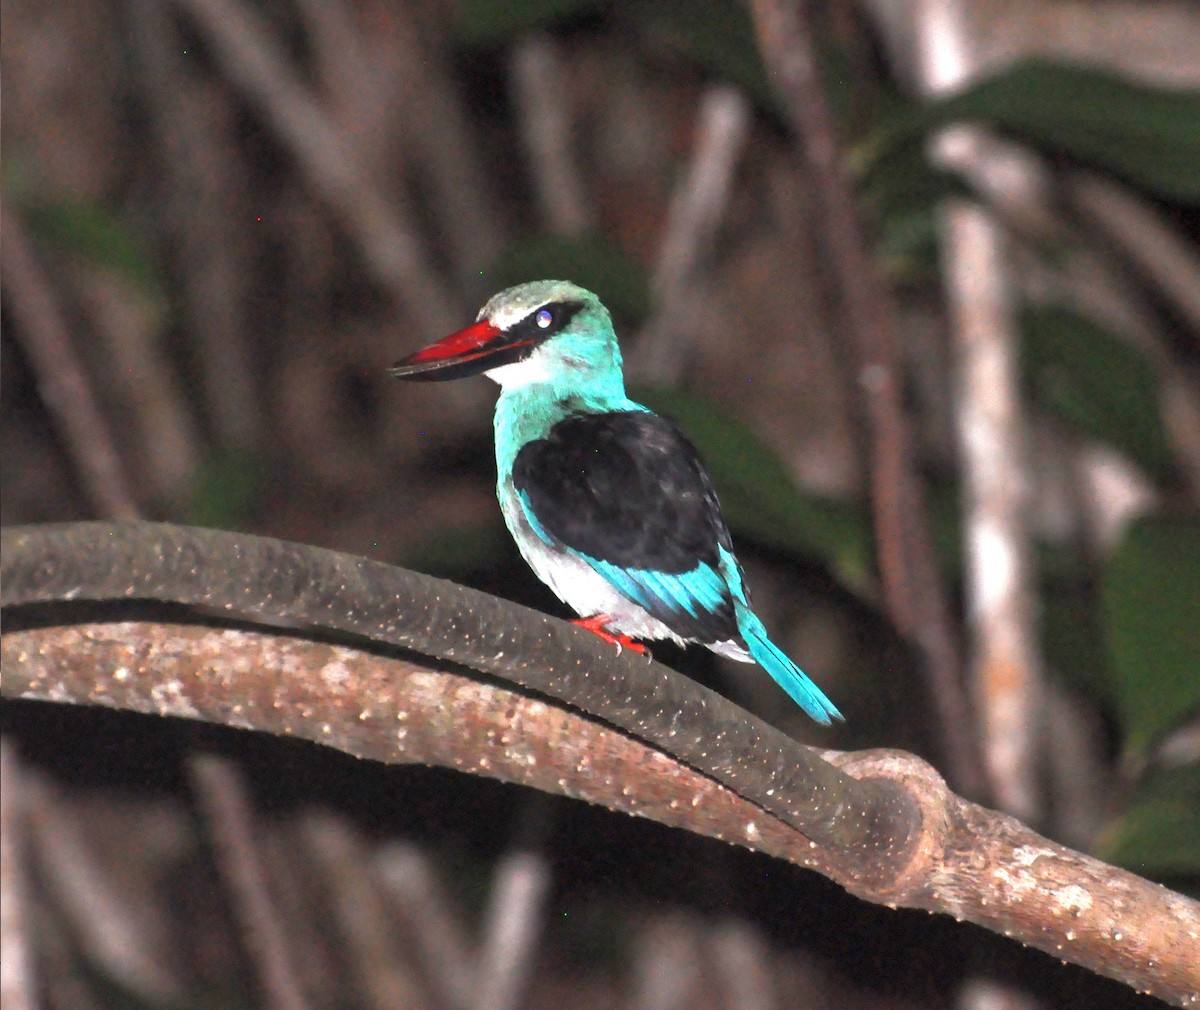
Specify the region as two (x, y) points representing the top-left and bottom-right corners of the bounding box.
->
(508, 299), (586, 341)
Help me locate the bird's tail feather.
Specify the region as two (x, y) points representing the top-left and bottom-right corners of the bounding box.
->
(737, 607), (842, 725)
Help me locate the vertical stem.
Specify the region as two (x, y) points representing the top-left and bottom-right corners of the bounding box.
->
(0, 742), (35, 1010)
(916, 0), (1042, 820)
(190, 755), (310, 1010)
(747, 0), (985, 797)
(511, 35), (596, 237)
(0, 201), (141, 521)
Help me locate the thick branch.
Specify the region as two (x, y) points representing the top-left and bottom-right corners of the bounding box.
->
(2, 523), (1198, 1005)
(0, 522), (897, 861)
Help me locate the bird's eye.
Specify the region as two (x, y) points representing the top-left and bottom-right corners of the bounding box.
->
(535, 308), (554, 329)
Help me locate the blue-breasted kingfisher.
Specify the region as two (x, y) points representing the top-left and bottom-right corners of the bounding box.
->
(390, 280), (842, 725)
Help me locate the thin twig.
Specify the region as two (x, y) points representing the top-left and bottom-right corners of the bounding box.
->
(189, 754), (310, 1010)
(297, 0), (504, 282)
(0, 199), (140, 520)
(707, 920), (777, 1010)
(174, 0), (461, 333)
(377, 842), (478, 1010)
(25, 773), (179, 1002)
(636, 85), (751, 384)
(71, 269), (206, 507)
(630, 914), (703, 1010)
(128, 0), (263, 451)
(301, 812), (428, 1010)
(293, 0), (384, 144)
(746, 0), (985, 799)
(1068, 170), (1200, 496)
(1068, 171), (1200, 336)
(0, 742), (35, 1010)
(471, 796), (554, 1010)
(511, 35), (595, 236)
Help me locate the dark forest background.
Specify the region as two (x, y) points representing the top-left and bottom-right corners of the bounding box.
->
(3, 0), (1199, 1007)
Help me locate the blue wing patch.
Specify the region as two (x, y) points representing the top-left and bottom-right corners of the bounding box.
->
(518, 489), (737, 642)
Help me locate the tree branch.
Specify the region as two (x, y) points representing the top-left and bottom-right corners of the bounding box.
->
(2, 522), (1197, 1005)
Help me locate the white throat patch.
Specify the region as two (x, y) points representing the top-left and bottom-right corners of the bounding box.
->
(485, 353), (553, 388)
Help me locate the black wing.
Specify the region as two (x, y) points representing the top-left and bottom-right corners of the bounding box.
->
(512, 409), (739, 640)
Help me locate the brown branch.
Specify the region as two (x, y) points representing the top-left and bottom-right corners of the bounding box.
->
(0, 521), (900, 859)
(3, 622), (1197, 1005)
(746, 0), (986, 800)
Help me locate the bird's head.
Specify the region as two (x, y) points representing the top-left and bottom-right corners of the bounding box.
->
(390, 280), (622, 390)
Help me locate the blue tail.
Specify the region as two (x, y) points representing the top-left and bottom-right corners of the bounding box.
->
(737, 607), (842, 725)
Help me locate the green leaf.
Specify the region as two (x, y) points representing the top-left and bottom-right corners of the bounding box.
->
(1102, 516), (1200, 755)
(862, 59), (1200, 204)
(455, 0), (608, 45)
(633, 385), (874, 597)
(1021, 305), (1174, 481)
(1099, 762), (1200, 883)
(1037, 546), (1114, 704)
(402, 522), (512, 580)
(182, 450), (268, 529)
(21, 199), (161, 291)
(626, 0), (778, 117)
(863, 151), (968, 284)
(483, 234), (651, 325)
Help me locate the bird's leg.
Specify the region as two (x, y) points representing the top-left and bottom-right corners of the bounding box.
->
(571, 614), (649, 656)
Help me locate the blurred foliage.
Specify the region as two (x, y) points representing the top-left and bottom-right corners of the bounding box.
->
(1021, 305), (1176, 483)
(860, 59), (1200, 204)
(456, 0), (778, 120)
(455, 0), (607, 44)
(848, 51), (1200, 884)
(21, 197), (162, 293)
(1102, 517), (1200, 758)
(625, 0), (776, 116)
(405, 14), (1200, 886)
(485, 234), (651, 325)
(1036, 545), (1114, 707)
(1099, 762), (1200, 886)
(862, 150), (966, 283)
(182, 449), (269, 530)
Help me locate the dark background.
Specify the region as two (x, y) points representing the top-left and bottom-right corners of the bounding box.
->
(3, 1), (1198, 1007)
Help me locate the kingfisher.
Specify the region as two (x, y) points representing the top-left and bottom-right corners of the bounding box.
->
(390, 280), (841, 724)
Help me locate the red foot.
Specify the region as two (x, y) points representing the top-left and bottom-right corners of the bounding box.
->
(572, 614), (649, 656)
